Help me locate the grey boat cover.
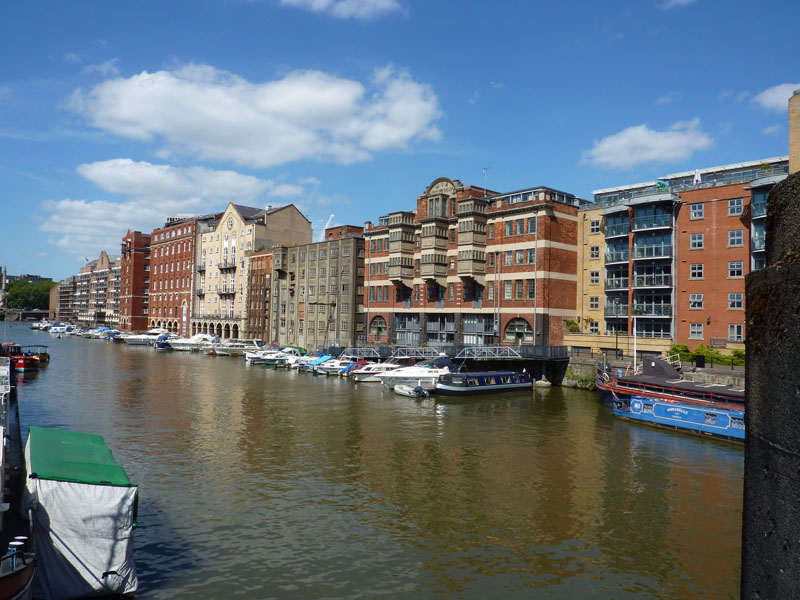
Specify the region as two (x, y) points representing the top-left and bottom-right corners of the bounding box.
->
(21, 426), (138, 599)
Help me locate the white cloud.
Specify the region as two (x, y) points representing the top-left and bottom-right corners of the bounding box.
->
(63, 53), (83, 64)
(279, 0), (402, 19)
(68, 63), (441, 168)
(82, 58), (120, 77)
(581, 118), (714, 170)
(40, 159), (318, 260)
(658, 0), (697, 9)
(752, 83), (800, 112)
(763, 124), (781, 135)
(656, 91), (680, 105)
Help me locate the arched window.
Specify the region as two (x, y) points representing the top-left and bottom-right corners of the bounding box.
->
(370, 316), (387, 340)
(504, 317), (533, 344)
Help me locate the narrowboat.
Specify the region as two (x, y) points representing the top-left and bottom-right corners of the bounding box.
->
(596, 356), (745, 442)
(436, 371), (533, 395)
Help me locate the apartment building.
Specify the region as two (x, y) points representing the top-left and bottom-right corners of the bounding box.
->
(270, 227), (365, 350)
(580, 156), (788, 353)
(54, 275), (77, 323)
(363, 177), (581, 349)
(119, 230), (151, 332)
(75, 251), (119, 327)
(192, 203), (311, 339)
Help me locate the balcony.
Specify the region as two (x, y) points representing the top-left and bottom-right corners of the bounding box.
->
(388, 240), (414, 254)
(196, 289), (205, 298)
(421, 263), (447, 279)
(751, 236), (765, 252)
(633, 274), (672, 288)
(632, 303), (672, 317)
(605, 250), (629, 264)
(219, 260), (237, 271)
(605, 277), (629, 290)
(457, 231), (487, 246)
(605, 223), (629, 238)
(219, 287), (236, 297)
(631, 214), (671, 231)
(421, 237), (448, 250)
(605, 304), (629, 317)
(633, 244), (672, 259)
(751, 202), (767, 218)
(388, 264), (414, 282)
(457, 259), (486, 277)
(197, 264), (206, 273)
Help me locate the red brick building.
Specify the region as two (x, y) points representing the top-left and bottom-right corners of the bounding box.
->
(148, 217), (202, 337)
(363, 177), (580, 348)
(247, 249), (273, 341)
(119, 230), (151, 332)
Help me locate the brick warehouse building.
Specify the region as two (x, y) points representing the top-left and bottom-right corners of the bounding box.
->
(363, 177), (582, 349)
(119, 230), (151, 331)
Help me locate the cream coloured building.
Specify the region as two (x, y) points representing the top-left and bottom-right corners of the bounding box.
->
(192, 203), (311, 339)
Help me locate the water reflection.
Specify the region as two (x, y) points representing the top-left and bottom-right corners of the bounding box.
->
(4, 322), (743, 599)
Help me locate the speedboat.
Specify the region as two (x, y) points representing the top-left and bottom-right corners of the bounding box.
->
(167, 333), (219, 351)
(204, 339), (264, 357)
(376, 357), (454, 391)
(124, 328), (171, 346)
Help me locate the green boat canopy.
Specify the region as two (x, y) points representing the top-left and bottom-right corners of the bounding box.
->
(27, 426), (135, 487)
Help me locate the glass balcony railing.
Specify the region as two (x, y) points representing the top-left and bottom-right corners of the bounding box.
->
(633, 274), (672, 287)
(605, 304), (629, 317)
(605, 223), (629, 238)
(631, 214), (671, 230)
(751, 237), (765, 251)
(605, 251), (629, 263)
(632, 303), (673, 316)
(605, 278), (629, 290)
(751, 203), (767, 218)
(633, 244), (672, 259)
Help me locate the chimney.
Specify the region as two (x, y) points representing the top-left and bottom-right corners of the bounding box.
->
(790, 89), (800, 175)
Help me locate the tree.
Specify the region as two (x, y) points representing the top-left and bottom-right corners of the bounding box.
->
(6, 280), (57, 309)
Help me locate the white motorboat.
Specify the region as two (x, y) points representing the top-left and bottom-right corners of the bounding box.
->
(376, 357), (454, 391)
(204, 339), (264, 357)
(349, 362), (403, 383)
(124, 328), (171, 345)
(167, 333), (219, 351)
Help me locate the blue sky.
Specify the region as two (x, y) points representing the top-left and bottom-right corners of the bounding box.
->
(1, 0), (797, 281)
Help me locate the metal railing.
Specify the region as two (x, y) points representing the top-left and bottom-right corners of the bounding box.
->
(605, 278), (629, 290)
(751, 203), (767, 218)
(633, 274), (672, 287)
(632, 303), (673, 316)
(605, 251), (629, 263)
(605, 223), (629, 238)
(633, 244), (672, 259)
(605, 304), (629, 316)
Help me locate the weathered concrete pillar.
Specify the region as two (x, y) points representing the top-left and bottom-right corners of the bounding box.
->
(742, 172), (800, 598)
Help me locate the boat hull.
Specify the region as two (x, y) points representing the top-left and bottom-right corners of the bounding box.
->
(607, 393), (745, 441)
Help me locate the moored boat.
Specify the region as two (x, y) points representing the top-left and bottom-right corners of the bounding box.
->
(376, 357), (454, 391)
(124, 328), (170, 346)
(394, 384), (429, 398)
(22, 345), (50, 366)
(0, 344), (38, 373)
(167, 333), (219, 352)
(436, 371), (532, 395)
(349, 361), (403, 383)
(596, 356), (745, 442)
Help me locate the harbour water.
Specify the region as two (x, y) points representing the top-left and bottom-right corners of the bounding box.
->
(7, 323), (743, 599)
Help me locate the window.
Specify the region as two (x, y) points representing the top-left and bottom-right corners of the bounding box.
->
(449, 256), (455, 270)
(728, 323), (743, 342)
(729, 230), (744, 247)
(516, 250), (524, 264)
(690, 203), (704, 220)
(690, 233), (704, 249)
(728, 261), (743, 278)
(527, 217), (537, 234)
(505, 222), (513, 237)
(448, 283), (454, 301)
(515, 280), (523, 299)
(589, 321), (599, 334)
(527, 279), (535, 300)
(450, 229), (455, 242)
(487, 253), (494, 268)
(527, 248), (536, 265)
(516, 219), (524, 235)
(504, 281), (512, 299)
(728, 198), (743, 216)
(590, 271), (600, 285)
(487, 225), (494, 239)
(589, 296), (600, 310)
(689, 293), (704, 309)
(590, 246), (600, 259)
(504, 251), (512, 266)
(690, 263), (704, 279)
(690, 323), (704, 339)
(728, 293), (743, 310)
(590, 220), (601, 234)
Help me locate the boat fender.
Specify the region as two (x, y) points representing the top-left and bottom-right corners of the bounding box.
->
(602, 372), (610, 382)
